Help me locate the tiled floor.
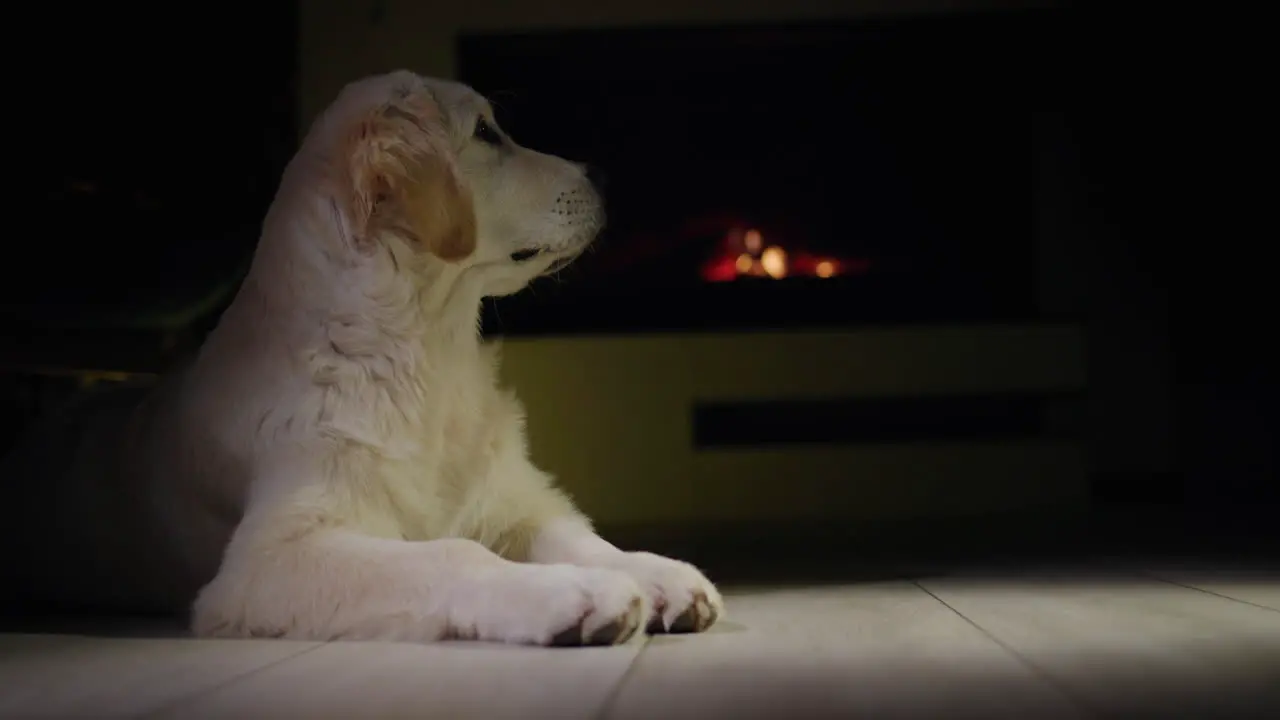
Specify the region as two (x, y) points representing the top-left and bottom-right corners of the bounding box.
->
(2, 567), (1277, 719)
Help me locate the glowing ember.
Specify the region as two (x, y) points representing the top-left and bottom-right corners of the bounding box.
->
(761, 246), (787, 279)
(697, 219), (871, 282)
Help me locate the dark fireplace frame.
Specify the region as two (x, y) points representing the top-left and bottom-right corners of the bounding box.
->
(458, 8), (1079, 337)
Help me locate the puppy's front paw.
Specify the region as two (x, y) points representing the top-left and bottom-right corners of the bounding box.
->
(607, 552), (723, 634)
(458, 564), (648, 647)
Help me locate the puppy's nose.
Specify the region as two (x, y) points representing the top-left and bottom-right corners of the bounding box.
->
(584, 165), (608, 192)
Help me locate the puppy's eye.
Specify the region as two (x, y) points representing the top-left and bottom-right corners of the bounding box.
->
(473, 116), (503, 146)
(509, 248), (542, 262)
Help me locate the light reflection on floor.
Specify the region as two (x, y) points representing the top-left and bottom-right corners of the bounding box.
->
(1, 566), (1277, 719)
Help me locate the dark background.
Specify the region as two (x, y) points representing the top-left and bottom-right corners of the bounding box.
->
(1, 0), (1275, 586)
(459, 12), (1054, 334)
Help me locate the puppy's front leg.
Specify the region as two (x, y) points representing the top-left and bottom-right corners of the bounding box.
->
(529, 517), (724, 634)
(193, 506), (646, 646)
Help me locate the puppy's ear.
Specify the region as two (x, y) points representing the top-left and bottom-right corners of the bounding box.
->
(392, 153), (477, 262)
(340, 92), (477, 262)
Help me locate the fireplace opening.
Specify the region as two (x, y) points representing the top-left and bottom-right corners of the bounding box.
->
(458, 8), (1073, 336)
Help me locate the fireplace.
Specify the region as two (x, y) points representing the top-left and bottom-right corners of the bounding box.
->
(458, 8), (1073, 336)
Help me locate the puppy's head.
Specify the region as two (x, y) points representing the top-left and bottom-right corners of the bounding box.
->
(323, 71), (605, 297)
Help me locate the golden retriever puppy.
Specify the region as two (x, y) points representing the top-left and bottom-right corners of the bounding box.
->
(0, 71), (721, 645)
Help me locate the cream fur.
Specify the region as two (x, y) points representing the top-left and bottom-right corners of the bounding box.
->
(0, 71), (721, 645)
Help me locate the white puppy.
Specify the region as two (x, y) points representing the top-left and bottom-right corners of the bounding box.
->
(0, 71), (721, 645)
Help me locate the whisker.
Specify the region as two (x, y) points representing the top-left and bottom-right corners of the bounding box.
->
(486, 90), (522, 123)
(487, 297), (504, 328)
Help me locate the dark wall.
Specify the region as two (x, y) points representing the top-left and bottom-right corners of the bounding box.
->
(8, 5), (299, 328)
(1078, 2), (1275, 509)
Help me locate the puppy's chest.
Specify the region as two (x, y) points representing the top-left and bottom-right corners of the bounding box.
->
(334, 349), (507, 537)
(372, 393), (499, 537)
